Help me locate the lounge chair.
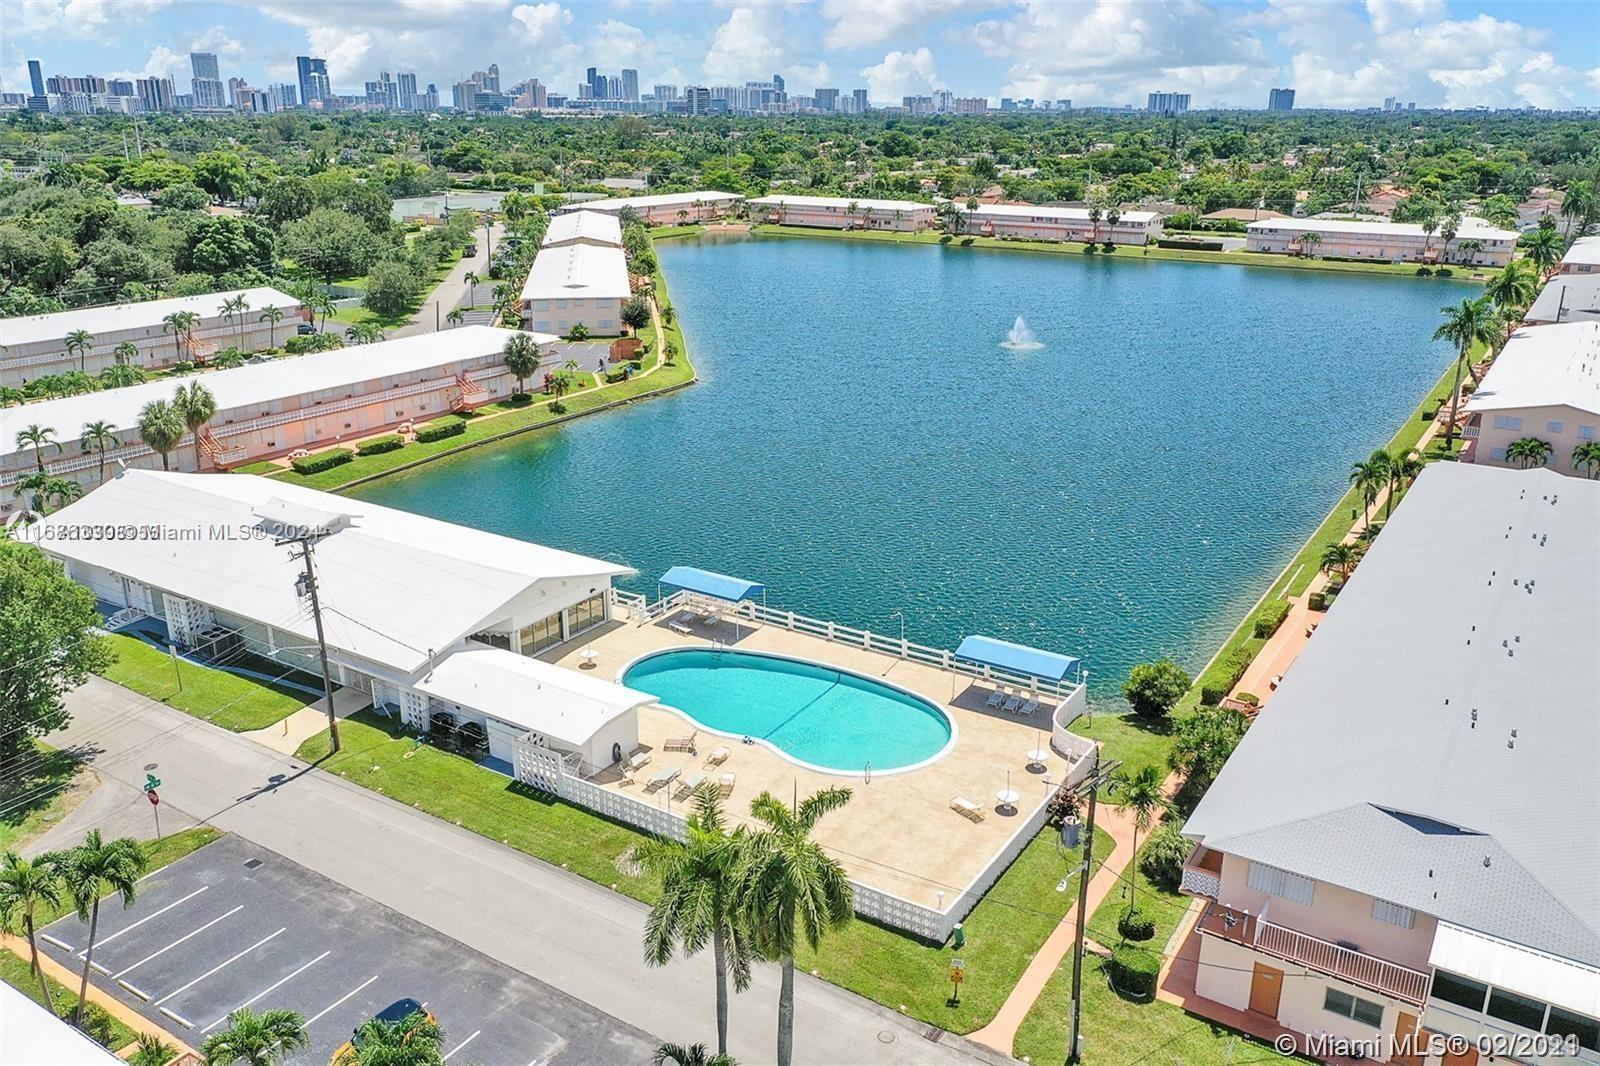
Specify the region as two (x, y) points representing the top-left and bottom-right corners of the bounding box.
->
(664, 730), (698, 754)
(951, 796), (985, 823)
(719, 771), (736, 796)
(1019, 698), (1040, 717)
(705, 746), (731, 767)
(646, 767), (681, 792)
(984, 687), (1007, 710)
(1002, 694), (1024, 713)
(703, 611), (723, 628)
(625, 752), (653, 773)
(673, 772), (707, 799)
(668, 620), (694, 636)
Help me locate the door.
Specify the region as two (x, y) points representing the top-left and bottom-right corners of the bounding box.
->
(1439, 1041), (1478, 1066)
(1391, 1011), (1424, 1066)
(1247, 962), (1283, 1017)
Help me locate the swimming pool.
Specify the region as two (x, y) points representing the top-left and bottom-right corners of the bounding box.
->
(622, 648), (955, 775)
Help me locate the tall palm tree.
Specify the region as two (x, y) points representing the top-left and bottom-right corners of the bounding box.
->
(173, 381), (218, 470)
(464, 271), (481, 305)
(1573, 440), (1600, 479)
(1087, 202), (1103, 244)
(654, 1043), (737, 1066)
(1559, 179), (1594, 240)
(1298, 231), (1322, 258)
(17, 424), (61, 471)
(0, 850), (65, 1015)
(1522, 226), (1562, 277)
(222, 293), (251, 350)
(1385, 448), (1423, 518)
(502, 333), (541, 396)
(113, 341), (139, 366)
(201, 1007), (310, 1066)
(137, 399), (185, 470)
(55, 829), (147, 1026)
(311, 293), (336, 330)
(162, 310), (199, 363)
(1483, 262), (1536, 343)
(1433, 296), (1499, 448)
(101, 364), (146, 389)
(1112, 765), (1174, 917)
(1505, 436), (1552, 469)
(14, 471), (53, 516)
(1438, 210), (1462, 263)
(1349, 450), (1391, 532)
(46, 477), (83, 511)
(333, 1009), (442, 1065)
(259, 304), (284, 348)
(637, 781), (754, 1057)
(80, 420), (119, 485)
(64, 329), (94, 373)
(733, 787), (854, 1066)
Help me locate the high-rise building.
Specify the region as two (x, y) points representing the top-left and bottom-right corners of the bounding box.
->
(108, 78), (135, 97)
(482, 63), (500, 92)
(621, 68), (639, 102)
(813, 87), (838, 111)
(27, 59), (46, 98)
(452, 80), (479, 110)
(365, 70), (397, 109)
(136, 76), (176, 113)
(268, 83), (298, 110)
(585, 67), (600, 99)
(853, 87), (868, 113)
(1268, 87), (1295, 111)
(902, 95), (933, 115)
(46, 75), (107, 94)
(772, 73), (784, 95)
(397, 72), (418, 110)
(296, 56), (329, 108)
(952, 96), (988, 114)
(606, 75), (622, 101)
(653, 84), (678, 102)
(683, 85), (711, 114)
(1146, 91), (1190, 114)
(190, 53), (226, 109)
(422, 84), (440, 110)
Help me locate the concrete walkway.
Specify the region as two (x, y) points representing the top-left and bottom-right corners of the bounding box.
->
(241, 686), (371, 755)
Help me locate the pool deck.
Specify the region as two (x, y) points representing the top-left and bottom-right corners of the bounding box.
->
(544, 608), (1086, 910)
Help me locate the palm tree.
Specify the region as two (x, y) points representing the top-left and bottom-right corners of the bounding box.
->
(162, 310), (199, 363)
(80, 420), (118, 485)
(654, 1043), (737, 1066)
(64, 329), (94, 373)
(1433, 296), (1499, 448)
(45, 477), (83, 511)
(1087, 202), (1103, 244)
(1111, 765), (1174, 918)
(201, 1007), (310, 1066)
(733, 787), (854, 1066)
(637, 781), (754, 1057)
(101, 364), (146, 389)
(55, 829), (147, 1026)
(14, 471), (53, 515)
(127, 1032), (178, 1066)
(345, 322), (385, 345)
(222, 293), (251, 350)
(311, 293), (336, 330)
(173, 381), (218, 470)
(446, 307), (466, 328)
(1522, 226), (1563, 277)
(464, 271), (481, 305)
(502, 333), (541, 396)
(0, 850), (65, 1015)
(1439, 209), (1462, 263)
(137, 399), (185, 470)
(334, 1009), (442, 1065)
(1320, 542), (1358, 584)
(1349, 450), (1391, 532)
(1298, 231), (1322, 258)
(0, 386), (25, 407)
(1385, 448), (1422, 518)
(1484, 262), (1536, 343)
(1420, 212), (1440, 256)
(1559, 179), (1594, 240)
(1572, 440), (1600, 478)
(17, 424), (61, 471)
(259, 304), (284, 348)
(1505, 436), (1552, 469)
(113, 341), (139, 366)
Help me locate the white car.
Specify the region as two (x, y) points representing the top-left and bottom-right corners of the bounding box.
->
(287, 448), (311, 459)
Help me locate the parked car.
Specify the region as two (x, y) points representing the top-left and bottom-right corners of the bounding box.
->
(287, 448), (310, 460)
(463, 242), (478, 257)
(331, 999), (436, 1064)
(296, 322), (317, 335)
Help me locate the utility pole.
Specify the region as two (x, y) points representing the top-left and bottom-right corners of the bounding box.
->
(1066, 751), (1120, 1065)
(282, 534), (341, 753)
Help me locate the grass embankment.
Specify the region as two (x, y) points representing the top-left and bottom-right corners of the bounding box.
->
(97, 633), (311, 731)
(297, 711), (1106, 1034)
(750, 225), (1485, 280)
(0, 744), (85, 852)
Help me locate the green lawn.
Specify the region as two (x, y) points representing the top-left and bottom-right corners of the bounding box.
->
(327, 248), (465, 331)
(232, 459), (282, 475)
(98, 633), (311, 731)
(1067, 711), (1173, 783)
(0, 744), (84, 852)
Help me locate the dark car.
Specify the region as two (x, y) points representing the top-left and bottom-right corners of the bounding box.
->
(463, 242), (478, 257)
(331, 999), (436, 1062)
(296, 322), (317, 335)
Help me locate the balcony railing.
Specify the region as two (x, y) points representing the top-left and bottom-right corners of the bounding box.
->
(1180, 845), (1223, 899)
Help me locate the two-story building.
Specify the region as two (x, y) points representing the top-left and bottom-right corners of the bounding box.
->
(1557, 236), (1600, 275)
(519, 244), (632, 337)
(1523, 271), (1600, 326)
(1461, 322), (1599, 475)
(1182, 463), (1599, 1065)
(1244, 217), (1519, 267)
(955, 203), (1164, 245)
(746, 194), (936, 231)
(556, 191), (743, 225)
(541, 209), (624, 250)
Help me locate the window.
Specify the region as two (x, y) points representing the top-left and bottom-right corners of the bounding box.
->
(1246, 861), (1315, 905)
(1490, 447), (1508, 461)
(565, 593), (605, 636)
(518, 612), (563, 655)
(1493, 415), (1524, 431)
(1371, 898), (1415, 928)
(1488, 988), (1548, 1032)
(471, 630), (511, 651)
(1430, 970), (1488, 1012)
(1581, 425), (1597, 440)
(1546, 420), (1564, 434)
(1546, 1006), (1600, 1051)
(1323, 988), (1384, 1027)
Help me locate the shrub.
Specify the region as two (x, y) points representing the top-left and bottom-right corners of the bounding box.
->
(1436, 267), (1454, 277)
(356, 434), (404, 456)
(1106, 945), (1161, 998)
(414, 419), (467, 444)
(1117, 906), (1156, 942)
(290, 448), (353, 475)
(79, 1002), (120, 1048)
(285, 333), (343, 354)
(1123, 659), (1190, 719)
(1140, 823), (1193, 891)
(1252, 598), (1291, 639)
(1081, 244), (1098, 254)
(1198, 645), (1254, 707)
(1415, 266), (1434, 276)
(1102, 242), (1116, 253)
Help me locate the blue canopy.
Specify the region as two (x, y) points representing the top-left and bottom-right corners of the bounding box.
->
(955, 635), (1081, 683)
(659, 566), (766, 603)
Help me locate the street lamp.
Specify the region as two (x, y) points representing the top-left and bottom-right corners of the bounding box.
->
(889, 610), (905, 644)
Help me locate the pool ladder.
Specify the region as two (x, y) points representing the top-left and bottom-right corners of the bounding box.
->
(864, 761), (872, 784)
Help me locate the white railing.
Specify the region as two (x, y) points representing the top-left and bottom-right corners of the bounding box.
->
(1, 442), (157, 488)
(1254, 917), (1431, 1005)
(103, 606), (149, 630)
(210, 376), (463, 439)
(1461, 424), (1480, 439)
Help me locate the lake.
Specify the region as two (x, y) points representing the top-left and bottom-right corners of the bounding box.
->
(352, 235), (1463, 697)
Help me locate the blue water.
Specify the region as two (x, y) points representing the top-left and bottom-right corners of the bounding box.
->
(352, 235), (1463, 698)
(623, 648), (953, 772)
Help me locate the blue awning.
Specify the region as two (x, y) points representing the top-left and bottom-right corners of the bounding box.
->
(659, 566), (766, 603)
(955, 635), (1080, 682)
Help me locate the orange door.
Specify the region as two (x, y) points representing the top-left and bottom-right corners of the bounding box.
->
(1247, 962), (1283, 1017)
(1391, 1011), (1424, 1066)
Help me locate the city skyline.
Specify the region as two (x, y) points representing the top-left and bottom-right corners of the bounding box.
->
(4, 0), (1599, 112)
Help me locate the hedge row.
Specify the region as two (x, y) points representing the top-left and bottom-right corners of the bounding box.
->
(357, 434), (405, 456)
(1106, 945), (1160, 998)
(1199, 644), (1255, 706)
(415, 420), (467, 444)
(290, 448), (353, 475)
(1252, 598), (1292, 639)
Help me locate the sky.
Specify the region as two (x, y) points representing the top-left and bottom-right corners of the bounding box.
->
(6, 0), (1599, 111)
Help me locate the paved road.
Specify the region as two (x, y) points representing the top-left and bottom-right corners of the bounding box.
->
(393, 222), (507, 338)
(44, 679), (1010, 1066)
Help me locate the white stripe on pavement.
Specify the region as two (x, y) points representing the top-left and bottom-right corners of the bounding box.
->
(158, 1006), (195, 1029)
(154, 927), (285, 1007)
(443, 1030), (481, 1061)
(114, 906), (243, 979)
(116, 979), (150, 1001)
(305, 975), (380, 1026)
(82, 886), (209, 955)
(201, 951), (331, 1032)
(40, 934), (74, 952)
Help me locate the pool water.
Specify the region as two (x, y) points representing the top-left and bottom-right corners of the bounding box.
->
(623, 648), (953, 773)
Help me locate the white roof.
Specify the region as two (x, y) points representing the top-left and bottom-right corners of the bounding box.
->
(0, 287), (300, 348)
(1525, 272), (1600, 325)
(748, 194), (934, 212)
(542, 210), (622, 248)
(27, 471), (633, 674)
(1464, 321), (1600, 417)
(958, 203), (1162, 224)
(415, 645), (655, 748)
(1244, 215), (1518, 241)
(557, 190), (741, 214)
(1560, 235), (1600, 268)
(520, 244), (632, 302)
(1430, 922), (1600, 1016)
(0, 969), (124, 1064)
(0, 325), (550, 450)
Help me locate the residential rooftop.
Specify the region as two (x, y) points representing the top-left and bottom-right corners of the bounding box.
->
(748, 194), (934, 212)
(520, 244), (632, 302)
(1561, 235), (1600, 268)
(0, 287), (300, 348)
(1525, 272), (1600, 325)
(556, 190), (742, 214)
(1243, 215), (1518, 240)
(957, 203), (1162, 224)
(541, 210), (623, 248)
(1464, 321), (1600, 417)
(1184, 462), (1600, 965)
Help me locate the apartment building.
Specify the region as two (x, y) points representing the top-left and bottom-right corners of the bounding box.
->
(0, 287), (302, 387)
(556, 191), (742, 225)
(1557, 236), (1600, 275)
(747, 194), (935, 231)
(1525, 271), (1600, 326)
(955, 203), (1164, 245)
(1182, 462), (1599, 1065)
(541, 209), (624, 250)
(0, 326), (552, 514)
(519, 244), (631, 336)
(1460, 321), (1599, 474)
(1244, 217), (1519, 267)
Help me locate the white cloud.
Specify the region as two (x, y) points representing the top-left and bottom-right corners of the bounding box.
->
(511, 3), (571, 48)
(859, 47), (943, 103)
(704, 6), (786, 82)
(1363, 0), (1445, 35)
(16, 0), (172, 39)
(819, 0), (998, 50)
(255, 0), (523, 88)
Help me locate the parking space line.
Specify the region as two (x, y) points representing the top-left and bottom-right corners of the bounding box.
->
(443, 1030), (481, 1061)
(201, 951), (332, 1033)
(305, 974), (380, 1026)
(158, 1006), (195, 1030)
(154, 927), (285, 1007)
(41, 933), (74, 952)
(114, 905), (244, 979)
(82, 887), (209, 956)
(117, 979), (151, 1001)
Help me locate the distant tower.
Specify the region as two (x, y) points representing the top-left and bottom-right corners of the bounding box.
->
(1268, 87), (1295, 112)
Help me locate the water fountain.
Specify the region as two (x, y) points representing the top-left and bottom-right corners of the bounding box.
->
(999, 315), (1045, 351)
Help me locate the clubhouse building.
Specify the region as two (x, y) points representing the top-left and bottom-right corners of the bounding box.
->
(1244, 217), (1519, 267)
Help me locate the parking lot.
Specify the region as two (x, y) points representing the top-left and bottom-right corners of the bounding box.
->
(40, 835), (656, 1064)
